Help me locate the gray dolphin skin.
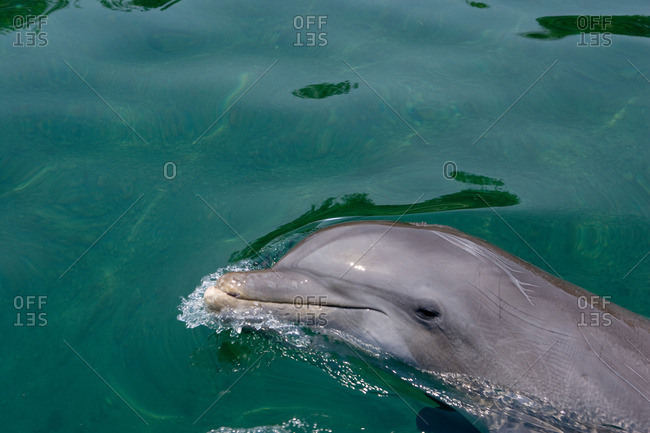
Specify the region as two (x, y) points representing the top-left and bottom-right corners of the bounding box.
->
(204, 221), (650, 432)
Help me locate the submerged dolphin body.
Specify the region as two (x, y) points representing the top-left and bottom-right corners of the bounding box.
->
(204, 221), (650, 432)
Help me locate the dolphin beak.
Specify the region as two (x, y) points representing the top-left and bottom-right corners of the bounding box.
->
(204, 269), (335, 327)
(204, 271), (259, 312)
(203, 269), (382, 318)
(204, 269), (314, 312)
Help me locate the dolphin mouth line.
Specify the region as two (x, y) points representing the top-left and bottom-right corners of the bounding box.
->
(215, 286), (386, 314)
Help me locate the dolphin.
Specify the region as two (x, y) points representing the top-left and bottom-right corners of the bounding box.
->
(204, 221), (650, 432)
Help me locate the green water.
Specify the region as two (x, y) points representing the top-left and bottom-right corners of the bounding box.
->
(1, 0), (648, 432)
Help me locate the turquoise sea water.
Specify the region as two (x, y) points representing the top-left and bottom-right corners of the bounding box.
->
(1, 0), (649, 432)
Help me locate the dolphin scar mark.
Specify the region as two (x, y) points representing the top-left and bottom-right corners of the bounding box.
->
(497, 274), (503, 341)
(508, 338), (559, 388)
(444, 344), (460, 366)
(624, 363), (648, 383)
(624, 336), (650, 364)
(469, 284), (502, 317)
(434, 232), (537, 306)
(577, 324), (650, 404)
(468, 281), (572, 339)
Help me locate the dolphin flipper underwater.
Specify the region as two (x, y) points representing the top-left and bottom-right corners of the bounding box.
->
(203, 221), (650, 433)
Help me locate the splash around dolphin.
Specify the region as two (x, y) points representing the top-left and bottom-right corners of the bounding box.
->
(203, 221), (650, 433)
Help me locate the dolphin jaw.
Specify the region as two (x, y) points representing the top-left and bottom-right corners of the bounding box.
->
(204, 272), (312, 313)
(204, 283), (242, 312)
(203, 271), (385, 321)
(204, 273), (261, 312)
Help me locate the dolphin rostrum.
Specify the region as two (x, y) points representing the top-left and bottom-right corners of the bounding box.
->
(204, 221), (650, 432)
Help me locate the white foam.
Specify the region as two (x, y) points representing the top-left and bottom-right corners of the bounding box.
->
(177, 231), (319, 348)
(207, 417), (332, 433)
(177, 260), (256, 331)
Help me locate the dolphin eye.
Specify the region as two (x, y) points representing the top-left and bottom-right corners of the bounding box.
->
(415, 305), (441, 321)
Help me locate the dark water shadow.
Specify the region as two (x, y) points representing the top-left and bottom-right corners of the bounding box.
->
(449, 170), (504, 188)
(292, 81), (359, 99)
(521, 15), (650, 40)
(230, 174), (519, 263)
(99, 0), (181, 11)
(465, 1), (489, 9)
(0, 0), (69, 34)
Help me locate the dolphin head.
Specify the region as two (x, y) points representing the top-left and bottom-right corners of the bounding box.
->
(204, 221), (546, 374)
(203, 221), (650, 433)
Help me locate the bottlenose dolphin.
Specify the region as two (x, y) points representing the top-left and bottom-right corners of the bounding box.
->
(204, 221), (650, 432)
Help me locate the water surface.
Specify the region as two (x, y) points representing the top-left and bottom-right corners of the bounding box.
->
(1, 0), (649, 432)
